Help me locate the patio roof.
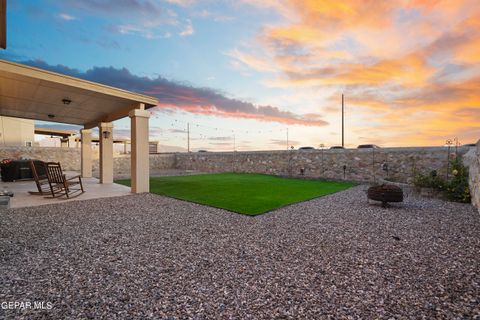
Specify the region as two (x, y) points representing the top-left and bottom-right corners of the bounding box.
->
(0, 59), (157, 129)
(0, 59), (158, 193)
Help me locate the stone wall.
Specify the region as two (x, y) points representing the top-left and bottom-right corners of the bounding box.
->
(2, 145), (478, 211)
(92, 153), (177, 178)
(464, 141), (480, 213)
(0, 147), (177, 178)
(0, 146), (81, 171)
(174, 147), (472, 183)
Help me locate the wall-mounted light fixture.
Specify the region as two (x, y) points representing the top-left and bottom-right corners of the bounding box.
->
(62, 98), (72, 105)
(102, 131), (111, 139)
(48, 114), (55, 119)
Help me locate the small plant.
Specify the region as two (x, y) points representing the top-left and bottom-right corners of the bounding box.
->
(413, 170), (446, 190)
(445, 158), (471, 203)
(413, 159), (471, 203)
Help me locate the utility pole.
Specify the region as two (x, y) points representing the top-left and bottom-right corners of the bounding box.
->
(233, 134), (236, 151)
(187, 122), (190, 152)
(286, 128), (289, 150)
(342, 94), (345, 148)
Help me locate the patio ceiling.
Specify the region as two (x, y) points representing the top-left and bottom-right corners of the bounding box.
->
(0, 59), (158, 128)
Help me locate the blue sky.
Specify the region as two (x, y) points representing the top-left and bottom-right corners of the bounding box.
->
(2, 0), (480, 150)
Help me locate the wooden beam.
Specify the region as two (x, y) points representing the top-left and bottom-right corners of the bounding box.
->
(34, 128), (76, 138)
(0, 0), (6, 49)
(83, 103), (145, 129)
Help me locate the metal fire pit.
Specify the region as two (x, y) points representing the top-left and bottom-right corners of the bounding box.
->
(367, 184), (403, 207)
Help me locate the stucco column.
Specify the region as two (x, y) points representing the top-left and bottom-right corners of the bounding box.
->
(99, 122), (114, 184)
(80, 129), (92, 178)
(129, 108), (150, 193)
(68, 135), (76, 148)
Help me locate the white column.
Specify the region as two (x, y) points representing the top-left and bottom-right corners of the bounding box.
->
(80, 129), (92, 178)
(99, 122), (113, 184)
(68, 135), (76, 148)
(129, 108), (150, 193)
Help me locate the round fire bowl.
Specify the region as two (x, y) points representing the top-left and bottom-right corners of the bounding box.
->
(367, 184), (403, 207)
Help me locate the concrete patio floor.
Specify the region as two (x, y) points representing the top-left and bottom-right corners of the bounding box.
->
(1, 174), (131, 208)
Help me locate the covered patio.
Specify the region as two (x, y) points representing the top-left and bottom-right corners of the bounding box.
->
(4, 175), (131, 208)
(0, 59), (158, 195)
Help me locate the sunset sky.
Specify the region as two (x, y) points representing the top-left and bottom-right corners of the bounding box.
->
(2, 0), (480, 150)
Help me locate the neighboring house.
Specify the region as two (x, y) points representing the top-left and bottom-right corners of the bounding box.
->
(0, 116), (35, 147)
(149, 141), (160, 154)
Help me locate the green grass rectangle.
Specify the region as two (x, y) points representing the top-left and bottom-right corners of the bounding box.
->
(116, 173), (354, 215)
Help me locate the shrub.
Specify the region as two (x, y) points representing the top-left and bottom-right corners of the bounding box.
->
(413, 160), (471, 203)
(445, 158), (471, 203)
(413, 170), (446, 190)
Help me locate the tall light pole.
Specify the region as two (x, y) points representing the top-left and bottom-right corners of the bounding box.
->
(446, 139), (453, 180)
(320, 143), (325, 174)
(342, 94), (345, 148)
(286, 128), (289, 150)
(187, 122), (190, 152)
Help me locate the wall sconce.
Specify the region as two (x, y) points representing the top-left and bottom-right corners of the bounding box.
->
(102, 131), (111, 139)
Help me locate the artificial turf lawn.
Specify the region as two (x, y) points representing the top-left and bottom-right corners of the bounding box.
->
(116, 173), (355, 215)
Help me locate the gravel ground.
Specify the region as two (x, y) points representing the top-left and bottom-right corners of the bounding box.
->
(1, 185), (479, 319)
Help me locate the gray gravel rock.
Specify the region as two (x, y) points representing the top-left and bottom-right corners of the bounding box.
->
(1, 185), (479, 319)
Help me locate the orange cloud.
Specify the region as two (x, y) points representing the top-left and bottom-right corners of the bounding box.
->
(226, 49), (277, 72)
(236, 0), (480, 146)
(261, 53), (436, 89)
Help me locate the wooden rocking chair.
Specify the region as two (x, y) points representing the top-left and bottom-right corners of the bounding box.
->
(45, 162), (85, 199)
(29, 160), (50, 195)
